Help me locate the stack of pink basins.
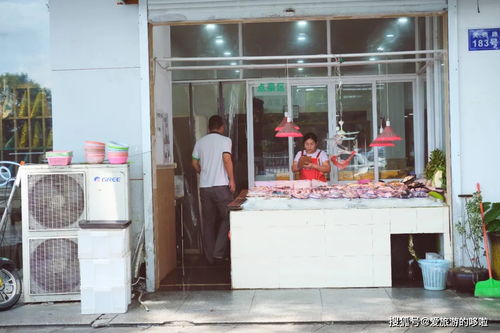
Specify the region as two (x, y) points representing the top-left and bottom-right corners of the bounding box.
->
(84, 141), (105, 163)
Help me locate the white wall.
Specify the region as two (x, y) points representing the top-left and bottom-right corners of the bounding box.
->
(449, 0), (500, 266)
(152, 25), (173, 164)
(456, 0), (500, 199)
(49, 0), (144, 247)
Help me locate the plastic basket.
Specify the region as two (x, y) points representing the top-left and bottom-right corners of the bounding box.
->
(418, 259), (450, 291)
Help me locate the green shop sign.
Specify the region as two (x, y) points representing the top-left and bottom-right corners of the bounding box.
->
(257, 83), (285, 93)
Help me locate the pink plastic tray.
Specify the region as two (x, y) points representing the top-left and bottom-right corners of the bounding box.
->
(47, 156), (72, 166)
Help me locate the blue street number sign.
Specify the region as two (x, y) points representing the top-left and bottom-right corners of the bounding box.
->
(468, 28), (500, 51)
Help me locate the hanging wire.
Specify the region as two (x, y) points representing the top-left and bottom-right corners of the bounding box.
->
(334, 57), (345, 135)
(335, 57), (343, 122)
(385, 62), (390, 123)
(285, 58), (289, 119)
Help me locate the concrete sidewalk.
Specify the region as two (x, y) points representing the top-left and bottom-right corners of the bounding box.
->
(1, 288), (499, 330)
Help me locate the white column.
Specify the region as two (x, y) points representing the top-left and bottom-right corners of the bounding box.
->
(139, 0), (154, 292)
(425, 16), (436, 153)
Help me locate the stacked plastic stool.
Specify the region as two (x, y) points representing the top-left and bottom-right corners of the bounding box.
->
(78, 220), (131, 314)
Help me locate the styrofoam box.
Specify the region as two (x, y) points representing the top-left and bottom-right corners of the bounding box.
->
(79, 253), (131, 289)
(81, 283), (131, 314)
(78, 228), (130, 259)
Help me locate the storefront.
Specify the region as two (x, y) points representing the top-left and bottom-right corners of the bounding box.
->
(150, 3), (449, 289)
(47, 0), (500, 292)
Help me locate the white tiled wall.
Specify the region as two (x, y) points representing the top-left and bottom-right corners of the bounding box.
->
(230, 206), (450, 289)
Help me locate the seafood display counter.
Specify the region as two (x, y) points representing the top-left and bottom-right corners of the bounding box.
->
(229, 181), (451, 289)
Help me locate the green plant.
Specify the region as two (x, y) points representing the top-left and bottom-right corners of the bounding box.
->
(484, 202), (500, 232)
(456, 190), (484, 269)
(424, 149), (446, 189)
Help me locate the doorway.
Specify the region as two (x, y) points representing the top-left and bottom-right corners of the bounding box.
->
(161, 82), (247, 290)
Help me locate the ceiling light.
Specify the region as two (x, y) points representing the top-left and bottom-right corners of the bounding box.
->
(224, 51), (231, 56)
(297, 60), (304, 63)
(297, 21), (307, 27)
(215, 36), (224, 45)
(230, 62), (237, 65)
(377, 46), (384, 51)
(297, 33), (307, 41)
(284, 8), (296, 16)
(298, 67), (304, 71)
(386, 34), (395, 38)
(369, 57), (376, 61)
(206, 24), (216, 30)
(398, 17), (408, 24)
(235, 70), (240, 73)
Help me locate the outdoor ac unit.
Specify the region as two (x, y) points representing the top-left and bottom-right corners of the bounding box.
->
(21, 164), (129, 303)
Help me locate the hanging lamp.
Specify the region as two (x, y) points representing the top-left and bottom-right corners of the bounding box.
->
(275, 60), (302, 138)
(275, 116), (303, 137)
(275, 115), (300, 131)
(369, 140), (395, 147)
(372, 120), (402, 142)
(369, 64), (402, 147)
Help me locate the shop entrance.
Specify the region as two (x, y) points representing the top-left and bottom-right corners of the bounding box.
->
(153, 15), (446, 290)
(161, 82), (247, 290)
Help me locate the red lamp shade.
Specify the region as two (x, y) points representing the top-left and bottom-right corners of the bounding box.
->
(275, 121), (303, 137)
(369, 141), (395, 147)
(372, 121), (402, 142)
(275, 117), (300, 131)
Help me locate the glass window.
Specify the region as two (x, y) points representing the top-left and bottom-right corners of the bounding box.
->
(0, 0), (52, 164)
(171, 24), (239, 80)
(331, 17), (416, 75)
(331, 18), (415, 53)
(376, 82), (414, 179)
(335, 83), (374, 181)
(243, 21), (327, 78)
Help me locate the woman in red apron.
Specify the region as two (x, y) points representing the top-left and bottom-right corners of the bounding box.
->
(291, 132), (331, 181)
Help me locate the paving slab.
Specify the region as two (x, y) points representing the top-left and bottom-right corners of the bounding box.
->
(177, 290), (255, 312)
(320, 288), (398, 321)
(385, 288), (487, 319)
(109, 291), (190, 325)
(0, 301), (98, 327)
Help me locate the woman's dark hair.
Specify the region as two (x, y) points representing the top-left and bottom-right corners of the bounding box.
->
(303, 132), (318, 144)
(208, 115), (224, 131)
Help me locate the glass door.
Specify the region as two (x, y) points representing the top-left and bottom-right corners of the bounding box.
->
(247, 81), (331, 185)
(291, 85), (329, 180)
(247, 78), (419, 186)
(250, 82), (289, 182)
(333, 83), (375, 182)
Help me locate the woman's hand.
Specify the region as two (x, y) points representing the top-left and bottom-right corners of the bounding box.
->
(303, 162), (315, 169)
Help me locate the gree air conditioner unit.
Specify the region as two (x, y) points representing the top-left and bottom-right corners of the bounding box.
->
(21, 164), (129, 303)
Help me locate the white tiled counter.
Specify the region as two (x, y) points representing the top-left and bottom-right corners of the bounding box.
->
(230, 198), (450, 289)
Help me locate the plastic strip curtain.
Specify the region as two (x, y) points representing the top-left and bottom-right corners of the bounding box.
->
(172, 82), (247, 252)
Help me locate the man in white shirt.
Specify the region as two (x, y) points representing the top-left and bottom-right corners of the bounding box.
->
(192, 115), (235, 264)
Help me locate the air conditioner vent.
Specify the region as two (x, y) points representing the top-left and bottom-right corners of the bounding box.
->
(28, 173), (85, 230)
(29, 238), (80, 295)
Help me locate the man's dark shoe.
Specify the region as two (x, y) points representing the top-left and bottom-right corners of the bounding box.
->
(213, 256), (229, 265)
